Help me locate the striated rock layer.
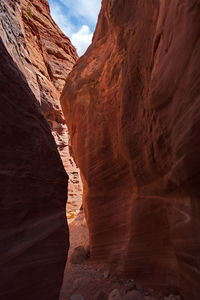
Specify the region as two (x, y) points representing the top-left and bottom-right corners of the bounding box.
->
(0, 0), (82, 208)
(0, 1), (74, 299)
(0, 37), (68, 299)
(61, 0), (200, 298)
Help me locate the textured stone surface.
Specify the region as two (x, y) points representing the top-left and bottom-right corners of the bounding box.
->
(0, 0), (82, 209)
(70, 246), (87, 264)
(108, 289), (121, 300)
(122, 291), (144, 300)
(61, 0), (200, 299)
(0, 1), (72, 298)
(0, 36), (68, 299)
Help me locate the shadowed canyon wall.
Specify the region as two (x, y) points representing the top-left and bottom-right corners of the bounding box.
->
(61, 0), (200, 299)
(0, 37), (68, 299)
(0, 0), (82, 209)
(0, 1), (72, 299)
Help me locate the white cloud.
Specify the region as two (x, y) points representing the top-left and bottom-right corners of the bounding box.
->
(49, 0), (101, 56)
(49, 2), (75, 37)
(59, 0), (101, 26)
(71, 25), (93, 56)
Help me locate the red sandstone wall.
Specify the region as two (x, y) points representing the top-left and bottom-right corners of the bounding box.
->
(0, 37), (68, 299)
(0, 1), (70, 298)
(0, 0), (82, 209)
(61, 0), (200, 298)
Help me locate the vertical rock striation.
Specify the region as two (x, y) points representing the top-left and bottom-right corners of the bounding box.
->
(0, 0), (82, 209)
(61, 0), (200, 298)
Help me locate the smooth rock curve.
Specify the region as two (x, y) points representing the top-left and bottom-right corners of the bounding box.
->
(61, 0), (200, 299)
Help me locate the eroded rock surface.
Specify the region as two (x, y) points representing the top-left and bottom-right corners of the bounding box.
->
(0, 0), (82, 208)
(0, 37), (68, 299)
(61, 0), (200, 299)
(0, 1), (76, 298)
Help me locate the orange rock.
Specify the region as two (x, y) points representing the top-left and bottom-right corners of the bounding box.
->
(0, 0), (79, 298)
(61, 0), (200, 299)
(0, 0), (82, 207)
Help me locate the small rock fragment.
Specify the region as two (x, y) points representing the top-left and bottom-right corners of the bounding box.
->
(73, 277), (92, 291)
(108, 289), (121, 300)
(124, 279), (136, 293)
(70, 246), (87, 264)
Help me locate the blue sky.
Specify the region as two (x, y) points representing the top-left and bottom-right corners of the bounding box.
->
(49, 0), (101, 56)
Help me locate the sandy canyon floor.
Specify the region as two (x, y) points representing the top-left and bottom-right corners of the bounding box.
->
(59, 212), (182, 300)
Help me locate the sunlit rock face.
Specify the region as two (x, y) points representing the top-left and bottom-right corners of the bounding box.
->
(61, 0), (200, 298)
(0, 36), (68, 300)
(0, 0), (82, 208)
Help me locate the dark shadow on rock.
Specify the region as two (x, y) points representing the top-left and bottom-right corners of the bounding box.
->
(0, 38), (69, 300)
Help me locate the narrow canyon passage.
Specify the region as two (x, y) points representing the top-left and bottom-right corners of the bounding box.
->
(60, 213), (182, 300)
(1, 0), (200, 300)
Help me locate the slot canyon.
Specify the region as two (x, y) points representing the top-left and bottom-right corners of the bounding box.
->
(0, 0), (200, 300)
